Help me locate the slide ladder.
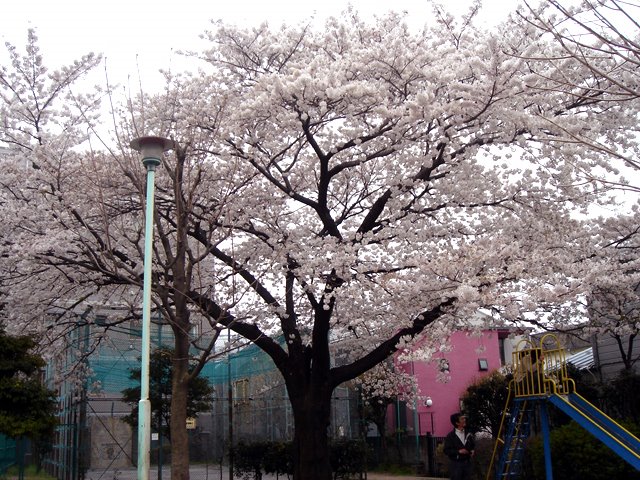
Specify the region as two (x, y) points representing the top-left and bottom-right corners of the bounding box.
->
(493, 398), (533, 479)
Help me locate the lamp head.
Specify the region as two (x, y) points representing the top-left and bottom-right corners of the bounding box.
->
(130, 136), (174, 168)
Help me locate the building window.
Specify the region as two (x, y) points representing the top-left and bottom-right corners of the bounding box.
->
(498, 337), (506, 365)
(233, 378), (249, 404)
(478, 358), (489, 371)
(94, 314), (107, 326)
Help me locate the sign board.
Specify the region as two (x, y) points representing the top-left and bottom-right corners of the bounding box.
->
(186, 417), (196, 430)
(151, 433), (159, 441)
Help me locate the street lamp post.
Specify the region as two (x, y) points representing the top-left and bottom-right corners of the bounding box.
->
(425, 396), (435, 477)
(411, 362), (420, 471)
(130, 136), (174, 480)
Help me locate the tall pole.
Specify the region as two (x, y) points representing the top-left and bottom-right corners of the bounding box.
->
(158, 312), (164, 480)
(540, 403), (554, 480)
(411, 362), (420, 470)
(228, 327), (234, 480)
(130, 136), (174, 480)
(425, 397), (435, 477)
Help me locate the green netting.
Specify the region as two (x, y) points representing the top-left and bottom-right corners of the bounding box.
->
(202, 341), (280, 384)
(0, 434), (16, 474)
(84, 326), (280, 395)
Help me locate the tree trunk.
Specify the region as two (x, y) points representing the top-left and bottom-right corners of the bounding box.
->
(290, 390), (333, 480)
(170, 330), (191, 480)
(168, 148), (193, 480)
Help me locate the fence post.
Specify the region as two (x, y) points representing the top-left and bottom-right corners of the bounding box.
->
(427, 432), (435, 477)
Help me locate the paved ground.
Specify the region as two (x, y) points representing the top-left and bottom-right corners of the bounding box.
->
(366, 474), (441, 480)
(86, 466), (444, 480)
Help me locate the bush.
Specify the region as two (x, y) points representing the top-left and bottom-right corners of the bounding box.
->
(232, 441), (270, 480)
(525, 421), (640, 480)
(603, 371), (640, 423)
(330, 439), (370, 479)
(2, 465), (55, 480)
(231, 439), (371, 479)
(471, 437), (497, 480)
(262, 441), (293, 477)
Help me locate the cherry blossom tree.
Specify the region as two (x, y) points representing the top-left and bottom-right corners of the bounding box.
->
(0, 29), (101, 342)
(523, 0), (640, 102)
(7, 141), (236, 480)
(0, 29), (100, 154)
(579, 213), (640, 371)
(168, 12), (634, 479)
(357, 361), (418, 463)
(0, 32), (232, 480)
(521, 0), (640, 366)
(520, 0), (640, 193)
(2, 8), (639, 480)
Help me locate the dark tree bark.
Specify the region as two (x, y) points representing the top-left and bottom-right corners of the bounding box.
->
(170, 329), (191, 480)
(289, 388), (333, 480)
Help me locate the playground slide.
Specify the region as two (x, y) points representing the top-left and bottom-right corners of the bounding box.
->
(567, 393), (639, 452)
(548, 393), (640, 470)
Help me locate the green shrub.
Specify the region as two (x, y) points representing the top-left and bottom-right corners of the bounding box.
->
(232, 440), (294, 479)
(262, 441), (293, 477)
(232, 439), (371, 479)
(232, 441), (269, 480)
(2, 465), (55, 480)
(330, 439), (370, 479)
(526, 421), (640, 480)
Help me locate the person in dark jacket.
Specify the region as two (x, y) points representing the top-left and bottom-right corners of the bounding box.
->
(443, 412), (475, 480)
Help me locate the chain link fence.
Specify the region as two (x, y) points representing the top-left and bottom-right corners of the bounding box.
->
(33, 319), (442, 479)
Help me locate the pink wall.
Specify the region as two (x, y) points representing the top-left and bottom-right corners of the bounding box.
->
(390, 329), (507, 437)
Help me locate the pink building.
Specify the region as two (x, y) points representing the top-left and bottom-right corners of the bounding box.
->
(391, 328), (517, 437)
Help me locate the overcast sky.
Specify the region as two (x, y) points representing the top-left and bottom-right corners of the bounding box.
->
(1, 0), (518, 90)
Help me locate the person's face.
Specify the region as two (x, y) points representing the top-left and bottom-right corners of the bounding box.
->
(457, 416), (467, 429)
